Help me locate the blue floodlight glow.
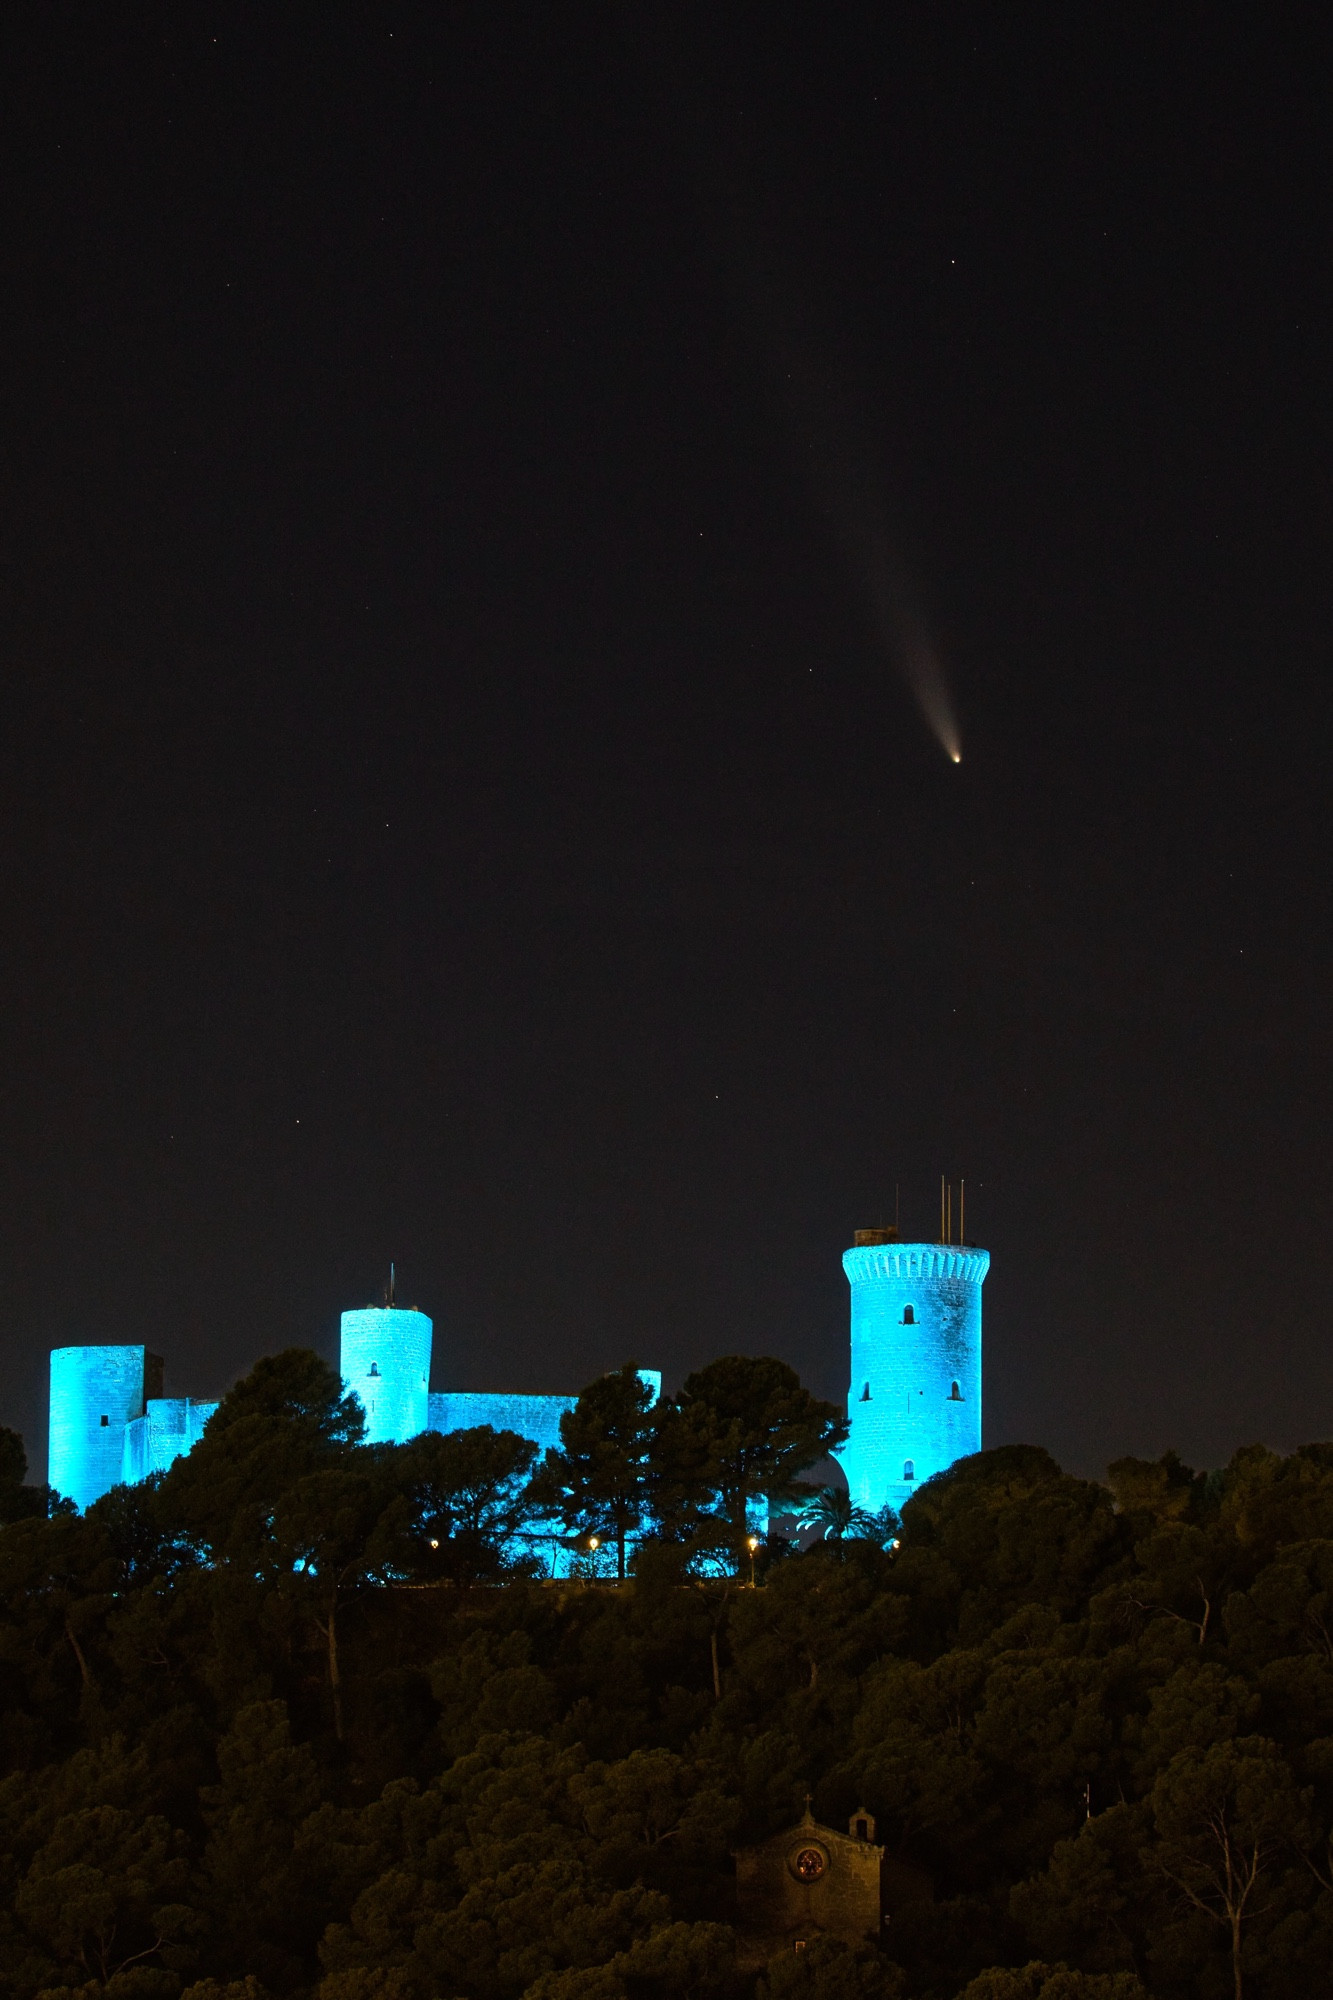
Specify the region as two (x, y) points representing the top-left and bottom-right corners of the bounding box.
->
(48, 1346), (154, 1512)
(838, 1241), (989, 1515)
(340, 1306), (432, 1445)
(44, 1235), (991, 1541)
(427, 1390), (574, 1456)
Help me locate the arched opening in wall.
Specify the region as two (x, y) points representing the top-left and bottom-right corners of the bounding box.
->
(100, 1414), (109, 1427)
(369, 1363), (380, 1377)
(902, 1305), (915, 1324)
(860, 1382), (871, 1401)
(903, 1460), (915, 1481)
(949, 1381), (962, 1401)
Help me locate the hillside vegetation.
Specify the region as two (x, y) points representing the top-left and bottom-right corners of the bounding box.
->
(0, 1351), (1331, 2000)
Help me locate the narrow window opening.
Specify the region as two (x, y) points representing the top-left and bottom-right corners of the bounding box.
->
(902, 1305), (915, 1324)
(950, 1380), (962, 1401)
(100, 1414), (109, 1427)
(368, 1362), (380, 1377)
(860, 1381), (871, 1402)
(903, 1459), (915, 1481)
(855, 1817), (869, 1840)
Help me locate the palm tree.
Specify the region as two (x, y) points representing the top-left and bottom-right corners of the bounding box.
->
(798, 1483), (879, 1541)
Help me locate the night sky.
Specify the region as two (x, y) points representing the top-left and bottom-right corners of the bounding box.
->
(3, 9), (1331, 1484)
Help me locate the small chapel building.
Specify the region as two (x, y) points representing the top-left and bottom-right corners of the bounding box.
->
(733, 1803), (930, 1966)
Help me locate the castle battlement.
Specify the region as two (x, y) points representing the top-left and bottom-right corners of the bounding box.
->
(842, 1244), (990, 1286)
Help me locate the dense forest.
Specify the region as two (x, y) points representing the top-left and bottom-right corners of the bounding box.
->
(1, 1350), (1331, 2000)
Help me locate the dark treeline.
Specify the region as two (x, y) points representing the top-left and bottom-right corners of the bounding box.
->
(1, 1351), (1332, 2000)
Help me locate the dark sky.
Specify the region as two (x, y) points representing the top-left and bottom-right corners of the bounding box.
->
(2, 7), (1331, 1484)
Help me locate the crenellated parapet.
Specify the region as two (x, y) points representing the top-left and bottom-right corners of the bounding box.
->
(842, 1244), (990, 1286)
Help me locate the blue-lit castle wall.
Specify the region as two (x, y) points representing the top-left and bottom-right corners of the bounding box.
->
(839, 1239), (989, 1517)
(429, 1391), (574, 1457)
(122, 1399), (219, 1484)
(340, 1307), (432, 1446)
(49, 1346), (163, 1515)
(426, 1371), (662, 1460)
(333, 1314), (666, 1461)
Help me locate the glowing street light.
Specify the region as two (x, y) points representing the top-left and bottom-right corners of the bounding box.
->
(747, 1534), (760, 1587)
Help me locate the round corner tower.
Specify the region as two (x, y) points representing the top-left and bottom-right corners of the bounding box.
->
(48, 1344), (157, 1513)
(839, 1230), (989, 1517)
(339, 1305), (432, 1445)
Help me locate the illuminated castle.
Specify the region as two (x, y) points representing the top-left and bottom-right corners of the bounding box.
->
(46, 1298), (656, 1512)
(46, 1222), (987, 1517)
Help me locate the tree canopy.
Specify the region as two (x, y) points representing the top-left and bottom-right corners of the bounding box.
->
(1, 1357), (1332, 1999)
(533, 1364), (662, 1580)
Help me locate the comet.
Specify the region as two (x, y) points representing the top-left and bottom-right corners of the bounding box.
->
(669, 115), (965, 764)
(758, 308), (964, 764)
(862, 522), (963, 765)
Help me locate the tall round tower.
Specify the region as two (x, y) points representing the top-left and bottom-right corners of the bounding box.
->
(339, 1305), (432, 1446)
(839, 1231), (989, 1517)
(49, 1345), (161, 1512)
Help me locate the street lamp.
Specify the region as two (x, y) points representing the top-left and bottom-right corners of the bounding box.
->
(747, 1534), (760, 1587)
